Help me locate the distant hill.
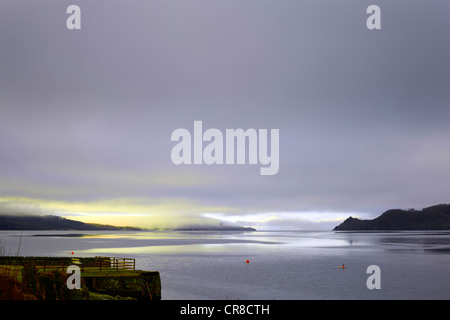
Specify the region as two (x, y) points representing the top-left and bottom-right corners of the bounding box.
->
(333, 204), (450, 230)
(0, 214), (255, 232)
(0, 215), (140, 230)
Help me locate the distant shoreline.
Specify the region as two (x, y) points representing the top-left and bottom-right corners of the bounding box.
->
(0, 214), (256, 232)
(0, 214), (140, 231)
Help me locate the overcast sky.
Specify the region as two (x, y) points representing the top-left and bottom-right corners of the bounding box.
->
(0, 0), (449, 229)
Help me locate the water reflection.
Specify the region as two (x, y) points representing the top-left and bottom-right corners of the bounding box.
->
(334, 230), (450, 253)
(2, 229), (450, 256)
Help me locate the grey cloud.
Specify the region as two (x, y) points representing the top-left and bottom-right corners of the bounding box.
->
(0, 0), (449, 225)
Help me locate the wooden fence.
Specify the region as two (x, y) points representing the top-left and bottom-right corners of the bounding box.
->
(92, 256), (136, 272)
(0, 256), (136, 272)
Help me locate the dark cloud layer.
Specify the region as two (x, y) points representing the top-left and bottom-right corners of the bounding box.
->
(0, 1), (449, 227)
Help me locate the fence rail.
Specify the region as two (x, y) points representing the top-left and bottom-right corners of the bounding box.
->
(93, 256), (136, 272)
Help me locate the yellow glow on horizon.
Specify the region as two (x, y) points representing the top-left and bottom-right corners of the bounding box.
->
(0, 196), (231, 213)
(0, 196), (236, 228)
(0, 196), (361, 230)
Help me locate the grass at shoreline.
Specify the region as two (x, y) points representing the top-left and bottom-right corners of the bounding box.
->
(0, 266), (37, 300)
(0, 263), (73, 300)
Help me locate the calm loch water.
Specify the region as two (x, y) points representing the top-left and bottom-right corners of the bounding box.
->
(1, 230), (450, 299)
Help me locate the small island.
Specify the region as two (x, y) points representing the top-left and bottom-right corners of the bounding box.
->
(334, 204), (450, 230)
